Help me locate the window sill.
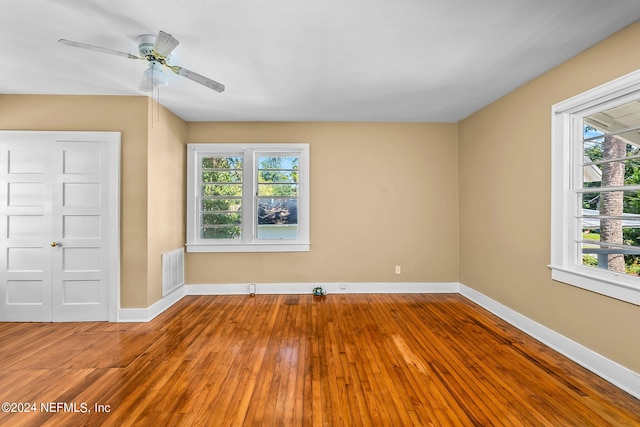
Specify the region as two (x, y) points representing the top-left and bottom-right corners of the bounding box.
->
(549, 265), (640, 306)
(186, 242), (310, 253)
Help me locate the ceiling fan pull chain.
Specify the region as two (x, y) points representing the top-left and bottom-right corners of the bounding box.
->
(157, 86), (161, 122)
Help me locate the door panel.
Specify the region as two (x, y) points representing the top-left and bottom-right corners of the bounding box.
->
(0, 132), (119, 322)
(51, 142), (109, 321)
(6, 280), (44, 304)
(63, 215), (101, 239)
(1, 141), (53, 321)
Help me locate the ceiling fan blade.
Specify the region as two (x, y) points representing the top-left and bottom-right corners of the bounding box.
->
(170, 66), (225, 92)
(58, 39), (141, 60)
(153, 31), (179, 58)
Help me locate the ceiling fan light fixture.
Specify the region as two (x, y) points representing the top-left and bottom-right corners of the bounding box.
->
(141, 62), (170, 91)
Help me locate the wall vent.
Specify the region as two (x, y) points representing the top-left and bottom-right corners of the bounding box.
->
(162, 248), (185, 297)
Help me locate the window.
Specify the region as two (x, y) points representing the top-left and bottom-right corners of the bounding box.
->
(551, 70), (640, 306)
(186, 143), (310, 252)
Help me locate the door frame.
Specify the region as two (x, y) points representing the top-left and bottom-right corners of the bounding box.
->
(0, 131), (121, 322)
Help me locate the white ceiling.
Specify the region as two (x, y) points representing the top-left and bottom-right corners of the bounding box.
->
(2, 1), (640, 122)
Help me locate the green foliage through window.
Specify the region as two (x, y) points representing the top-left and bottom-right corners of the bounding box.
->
(582, 125), (640, 273)
(200, 155), (243, 239)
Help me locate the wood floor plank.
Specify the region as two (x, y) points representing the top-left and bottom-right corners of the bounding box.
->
(0, 293), (639, 426)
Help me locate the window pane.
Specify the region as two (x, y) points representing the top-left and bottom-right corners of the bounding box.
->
(583, 101), (640, 193)
(588, 101), (640, 131)
(583, 125), (605, 140)
(203, 171), (242, 183)
(202, 212), (241, 225)
(258, 170), (298, 183)
(258, 183), (299, 196)
(258, 156), (298, 172)
(582, 140), (640, 188)
(257, 224), (298, 239)
(201, 225), (241, 239)
(580, 241), (640, 276)
(582, 189), (640, 219)
(258, 157), (298, 195)
(200, 155), (243, 239)
(202, 199), (241, 211)
(580, 188), (640, 275)
(202, 156), (243, 169)
(202, 184), (242, 197)
(256, 155), (300, 239)
(582, 158), (637, 188)
(257, 198), (298, 239)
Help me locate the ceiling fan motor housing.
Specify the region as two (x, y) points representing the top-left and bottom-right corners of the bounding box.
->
(137, 34), (157, 58)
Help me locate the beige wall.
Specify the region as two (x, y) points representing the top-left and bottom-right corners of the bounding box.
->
(0, 101), (458, 301)
(146, 102), (188, 304)
(186, 122), (459, 286)
(458, 23), (640, 372)
(0, 95), (150, 307)
(0, 94), (187, 308)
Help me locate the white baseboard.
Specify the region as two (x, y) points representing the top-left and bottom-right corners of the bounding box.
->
(118, 285), (186, 322)
(459, 284), (640, 399)
(185, 282), (459, 295)
(120, 280), (639, 399)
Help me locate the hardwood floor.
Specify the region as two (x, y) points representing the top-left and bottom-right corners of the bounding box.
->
(0, 294), (639, 426)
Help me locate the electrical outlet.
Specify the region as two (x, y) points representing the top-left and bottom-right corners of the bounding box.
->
(395, 265), (401, 275)
(249, 284), (256, 296)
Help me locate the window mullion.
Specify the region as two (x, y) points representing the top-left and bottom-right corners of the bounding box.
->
(569, 116), (584, 266)
(575, 184), (640, 193)
(584, 153), (640, 167)
(242, 149), (255, 243)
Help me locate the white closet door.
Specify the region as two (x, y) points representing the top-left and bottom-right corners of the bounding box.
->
(0, 132), (120, 322)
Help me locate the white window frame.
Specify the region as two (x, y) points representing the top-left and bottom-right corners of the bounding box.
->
(186, 143), (310, 253)
(551, 69), (640, 306)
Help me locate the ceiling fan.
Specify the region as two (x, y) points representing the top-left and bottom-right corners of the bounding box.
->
(58, 31), (225, 93)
